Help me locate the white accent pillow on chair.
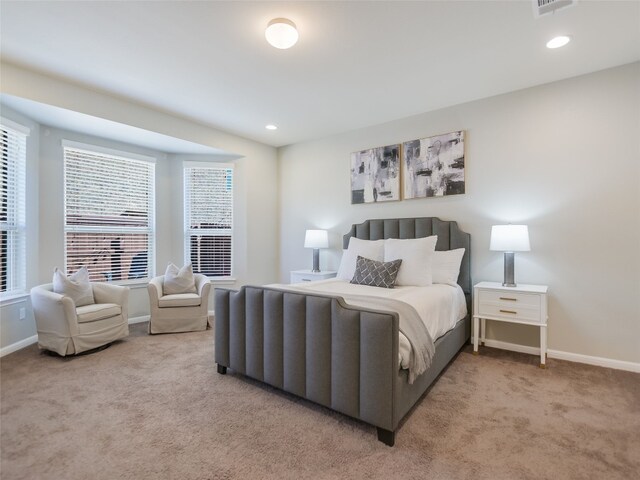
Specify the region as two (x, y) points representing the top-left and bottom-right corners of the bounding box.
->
(52, 266), (95, 307)
(163, 263), (197, 295)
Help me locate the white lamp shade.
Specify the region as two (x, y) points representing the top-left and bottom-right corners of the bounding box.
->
(304, 229), (328, 249)
(490, 225), (530, 252)
(265, 18), (299, 49)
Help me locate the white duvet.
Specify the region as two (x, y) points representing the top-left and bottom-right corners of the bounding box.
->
(278, 278), (467, 369)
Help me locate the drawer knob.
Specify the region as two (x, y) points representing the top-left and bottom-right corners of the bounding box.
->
(499, 297), (517, 301)
(499, 309), (517, 314)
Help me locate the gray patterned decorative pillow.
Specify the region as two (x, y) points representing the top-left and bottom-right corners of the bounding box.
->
(350, 256), (403, 289)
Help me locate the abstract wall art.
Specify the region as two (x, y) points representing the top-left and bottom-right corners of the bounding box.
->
(403, 131), (465, 199)
(350, 144), (400, 204)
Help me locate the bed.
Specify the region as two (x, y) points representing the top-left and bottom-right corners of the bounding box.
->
(214, 217), (471, 446)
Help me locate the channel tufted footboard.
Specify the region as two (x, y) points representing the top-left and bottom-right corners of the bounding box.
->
(215, 286), (401, 442)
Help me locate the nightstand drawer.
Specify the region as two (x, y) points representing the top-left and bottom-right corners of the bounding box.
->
(477, 302), (542, 322)
(290, 270), (337, 284)
(478, 290), (540, 307)
(292, 275), (313, 283)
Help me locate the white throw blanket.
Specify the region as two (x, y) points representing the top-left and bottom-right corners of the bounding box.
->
(267, 282), (435, 384)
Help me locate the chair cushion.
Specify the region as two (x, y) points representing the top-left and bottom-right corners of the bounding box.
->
(158, 293), (202, 308)
(76, 303), (121, 323)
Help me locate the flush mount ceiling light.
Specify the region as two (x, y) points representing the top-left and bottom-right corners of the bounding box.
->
(546, 35), (571, 49)
(265, 18), (298, 49)
(265, 124), (278, 130)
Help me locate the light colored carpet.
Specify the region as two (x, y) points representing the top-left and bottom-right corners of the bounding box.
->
(1, 322), (638, 480)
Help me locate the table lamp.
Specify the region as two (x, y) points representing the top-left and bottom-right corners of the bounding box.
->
(304, 229), (329, 272)
(490, 225), (530, 287)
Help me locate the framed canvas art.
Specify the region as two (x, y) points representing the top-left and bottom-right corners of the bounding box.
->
(403, 131), (465, 199)
(350, 144), (400, 204)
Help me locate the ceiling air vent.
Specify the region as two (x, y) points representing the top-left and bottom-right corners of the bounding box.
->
(533, 0), (577, 18)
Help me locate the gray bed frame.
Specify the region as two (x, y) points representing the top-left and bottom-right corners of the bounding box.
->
(214, 217), (471, 446)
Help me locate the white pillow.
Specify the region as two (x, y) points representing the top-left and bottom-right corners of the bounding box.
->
(52, 267), (95, 307)
(336, 238), (385, 281)
(163, 263), (197, 295)
(383, 236), (438, 286)
(432, 248), (465, 286)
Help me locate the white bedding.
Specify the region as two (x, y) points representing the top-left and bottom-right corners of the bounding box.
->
(280, 278), (467, 370)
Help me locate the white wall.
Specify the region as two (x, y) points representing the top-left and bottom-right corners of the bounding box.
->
(0, 105), (40, 348)
(2, 61), (638, 363)
(0, 63), (280, 290)
(0, 63), (279, 351)
(36, 126), (175, 319)
(278, 62), (640, 364)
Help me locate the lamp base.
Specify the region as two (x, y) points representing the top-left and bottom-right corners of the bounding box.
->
(312, 248), (320, 273)
(503, 252), (516, 287)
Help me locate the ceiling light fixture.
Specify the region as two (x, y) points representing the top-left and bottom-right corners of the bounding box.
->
(265, 124), (278, 130)
(265, 18), (298, 49)
(546, 35), (571, 49)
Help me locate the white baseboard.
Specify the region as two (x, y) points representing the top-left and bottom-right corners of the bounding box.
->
(129, 315), (150, 325)
(479, 338), (640, 373)
(3, 324), (637, 374)
(1, 317), (149, 358)
(548, 349), (640, 373)
(0, 335), (38, 357)
(481, 339), (540, 356)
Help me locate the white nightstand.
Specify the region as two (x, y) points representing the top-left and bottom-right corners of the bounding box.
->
(290, 270), (337, 284)
(473, 281), (549, 368)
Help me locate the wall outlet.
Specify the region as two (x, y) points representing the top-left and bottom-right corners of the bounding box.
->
(19, 307), (26, 320)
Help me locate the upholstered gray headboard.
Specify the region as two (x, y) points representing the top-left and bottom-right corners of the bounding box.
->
(343, 217), (471, 296)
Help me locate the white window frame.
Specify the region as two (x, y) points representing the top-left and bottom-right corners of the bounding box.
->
(62, 140), (156, 285)
(0, 118), (29, 298)
(183, 161), (234, 280)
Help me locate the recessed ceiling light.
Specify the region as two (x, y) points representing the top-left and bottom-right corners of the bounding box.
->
(265, 18), (298, 49)
(546, 35), (571, 49)
(265, 124), (278, 130)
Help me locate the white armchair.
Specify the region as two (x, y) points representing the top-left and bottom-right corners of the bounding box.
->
(147, 274), (211, 334)
(30, 282), (129, 356)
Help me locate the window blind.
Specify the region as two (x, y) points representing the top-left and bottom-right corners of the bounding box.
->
(1, 125), (27, 295)
(64, 146), (155, 283)
(184, 164), (233, 278)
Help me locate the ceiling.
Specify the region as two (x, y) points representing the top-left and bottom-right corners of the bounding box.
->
(1, 1), (638, 148)
(1, 94), (228, 155)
